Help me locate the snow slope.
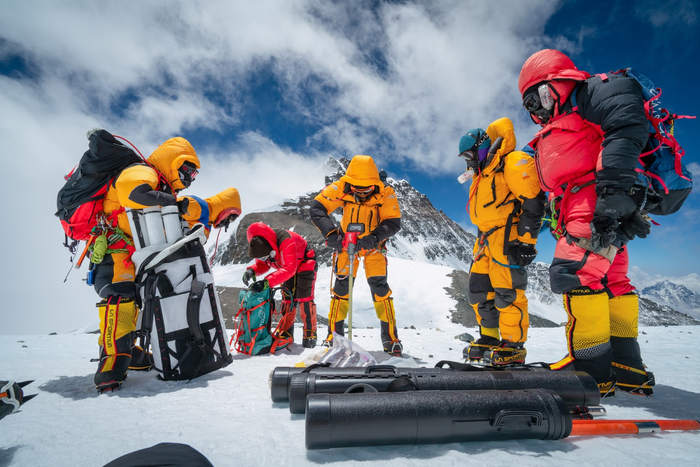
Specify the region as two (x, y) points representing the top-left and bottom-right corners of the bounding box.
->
(214, 257), (568, 329)
(0, 258), (700, 467)
(2, 326), (699, 467)
(2, 255), (699, 466)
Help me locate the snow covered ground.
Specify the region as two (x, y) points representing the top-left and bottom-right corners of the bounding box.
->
(2, 257), (699, 466)
(2, 326), (699, 467)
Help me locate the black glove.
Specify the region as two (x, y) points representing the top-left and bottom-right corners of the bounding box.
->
(590, 216), (617, 250)
(590, 192), (638, 250)
(358, 234), (379, 251)
(509, 242), (537, 268)
(620, 211), (651, 241)
(176, 197), (190, 215)
(249, 279), (269, 293)
(325, 231), (344, 251)
(515, 243), (538, 267)
(217, 213), (238, 231)
(242, 269), (256, 286)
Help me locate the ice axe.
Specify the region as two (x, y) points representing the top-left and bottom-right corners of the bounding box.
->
(343, 223), (365, 341)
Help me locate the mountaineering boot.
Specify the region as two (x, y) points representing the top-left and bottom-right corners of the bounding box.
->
(128, 345), (153, 372)
(483, 340), (527, 366)
(380, 320), (403, 357)
(463, 335), (501, 362)
(302, 333), (317, 349)
(609, 306), (655, 395)
(549, 354), (616, 398)
(94, 297), (138, 392)
(300, 301), (318, 348)
(323, 320), (345, 347)
(612, 361), (655, 395)
(375, 298), (402, 357)
(276, 301), (296, 342)
(597, 379), (617, 398)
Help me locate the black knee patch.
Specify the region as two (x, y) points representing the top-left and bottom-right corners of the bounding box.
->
(494, 288), (517, 309)
(295, 271), (316, 300)
(367, 276), (390, 300)
(468, 272), (493, 306)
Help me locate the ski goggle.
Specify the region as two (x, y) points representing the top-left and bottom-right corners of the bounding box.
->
(179, 162), (199, 178)
(350, 185), (374, 195)
(523, 84), (554, 112)
(458, 150), (476, 161)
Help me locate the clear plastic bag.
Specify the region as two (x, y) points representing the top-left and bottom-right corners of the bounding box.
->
(317, 333), (378, 368)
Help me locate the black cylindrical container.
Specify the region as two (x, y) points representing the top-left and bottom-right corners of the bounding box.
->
(305, 388), (572, 449)
(270, 366), (371, 403)
(290, 369), (599, 414)
(270, 365), (442, 403)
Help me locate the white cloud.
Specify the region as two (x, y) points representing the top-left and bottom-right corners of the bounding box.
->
(1, 0), (564, 334)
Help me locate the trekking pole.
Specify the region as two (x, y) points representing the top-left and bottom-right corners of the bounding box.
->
(571, 419), (700, 436)
(75, 235), (96, 270)
(343, 223), (365, 341)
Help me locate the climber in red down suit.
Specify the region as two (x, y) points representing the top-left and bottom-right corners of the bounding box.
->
(242, 222), (318, 348)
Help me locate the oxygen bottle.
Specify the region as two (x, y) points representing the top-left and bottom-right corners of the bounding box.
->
(457, 168), (475, 184)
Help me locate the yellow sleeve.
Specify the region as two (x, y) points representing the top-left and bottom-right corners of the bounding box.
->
(114, 165), (161, 209)
(503, 151), (545, 245)
(314, 182), (346, 214)
(178, 195), (205, 228)
(378, 186), (401, 221)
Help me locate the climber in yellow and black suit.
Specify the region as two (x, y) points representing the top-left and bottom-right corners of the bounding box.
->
(92, 136), (200, 391)
(309, 155), (403, 356)
(460, 118), (545, 365)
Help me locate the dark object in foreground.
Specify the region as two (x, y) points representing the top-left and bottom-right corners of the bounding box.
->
(305, 388), (572, 449)
(288, 365), (599, 414)
(0, 380), (37, 421)
(103, 442), (213, 467)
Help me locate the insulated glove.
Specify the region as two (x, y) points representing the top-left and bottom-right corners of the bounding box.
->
(620, 211), (651, 241)
(242, 269), (256, 286)
(218, 213), (238, 231)
(326, 231), (344, 251)
(590, 192), (638, 250)
(358, 234), (379, 251)
(515, 243), (538, 267)
(249, 279), (269, 293)
(590, 216), (617, 251)
(176, 197), (190, 215)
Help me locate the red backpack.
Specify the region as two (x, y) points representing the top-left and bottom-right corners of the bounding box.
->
(56, 129), (144, 244)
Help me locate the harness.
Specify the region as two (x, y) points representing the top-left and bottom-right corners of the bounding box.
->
(471, 154), (523, 270)
(88, 207), (136, 267)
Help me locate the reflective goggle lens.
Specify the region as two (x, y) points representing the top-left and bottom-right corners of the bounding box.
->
(351, 186), (374, 194)
(523, 91), (541, 112)
(180, 164), (199, 177)
(458, 150), (476, 161)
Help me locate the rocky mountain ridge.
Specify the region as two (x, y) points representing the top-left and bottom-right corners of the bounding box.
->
(214, 156), (699, 327)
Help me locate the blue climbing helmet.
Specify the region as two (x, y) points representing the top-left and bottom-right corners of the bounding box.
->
(458, 128), (492, 171)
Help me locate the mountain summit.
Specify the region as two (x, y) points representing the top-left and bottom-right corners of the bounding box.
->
(215, 156), (477, 269)
(214, 157), (698, 327)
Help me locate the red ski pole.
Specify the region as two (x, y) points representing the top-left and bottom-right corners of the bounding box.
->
(571, 419), (700, 436)
(343, 223), (365, 341)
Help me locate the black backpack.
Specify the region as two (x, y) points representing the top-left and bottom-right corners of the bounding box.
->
(55, 129), (144, 243)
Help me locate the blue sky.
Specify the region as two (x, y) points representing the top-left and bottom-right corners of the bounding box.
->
(1, 0), (698, 333)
